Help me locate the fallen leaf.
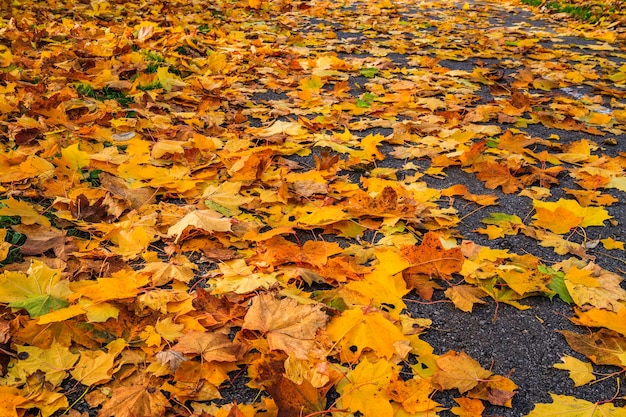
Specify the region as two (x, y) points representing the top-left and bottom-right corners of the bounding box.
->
(242, 293), (327, 360)
(553, 355), (596, 386)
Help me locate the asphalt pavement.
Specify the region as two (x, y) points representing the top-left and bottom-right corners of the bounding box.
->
(249, 0), (626, 415)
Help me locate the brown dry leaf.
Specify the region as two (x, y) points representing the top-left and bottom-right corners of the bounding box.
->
(242, 293), (327, 360)
(172, 331), (244, 362)
(97, 384), (169, 417)
(12, 224), (65, 256)
(560, 329), (626, 367)
(445, 285), (488, 312)
(265, 376), (326, 417)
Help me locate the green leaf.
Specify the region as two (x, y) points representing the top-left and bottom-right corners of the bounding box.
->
(10, 295), (69, 317)
(359, 67), (379, 78)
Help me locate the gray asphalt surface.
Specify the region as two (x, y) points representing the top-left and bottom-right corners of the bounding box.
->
(47, 0), (625, 416)
(243, 1), (626, 416)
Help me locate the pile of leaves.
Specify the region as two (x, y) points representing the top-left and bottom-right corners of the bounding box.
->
(0, 0), (625, 416)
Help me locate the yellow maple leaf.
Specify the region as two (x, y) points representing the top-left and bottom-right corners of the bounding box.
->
(532, 199), (611, 234)
(451, 397), (484, 417)
(553, 355), (596, 387)
(61, 143), (90, 170)
(167, 209), (233, 243)
(202, 181), (253, 216)
(10, 341), (79, 387)
(327, 308), (409, 362)
(432, 351), (492, 393)
(445, 285), (487, 312)
(601, 237), (624, 250)
(71, 349), (116, 386)
(336, 357), (397, 417)
(0, 260), (71, 318)
(141, 259), (197, 286)
(155, 317), (185, 342)
(110, 225), (154, 259)
(573, 308), (626, 336)
(72, 269), (149, 302)
(156, 66), (187, 91)
(527, 394), (626, 417)
(0, 197), (51, 227)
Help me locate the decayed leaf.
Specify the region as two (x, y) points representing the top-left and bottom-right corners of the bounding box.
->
(242, 293), (327, 360)
(553, 355), (596, 386)
(467, 375), (518, 407)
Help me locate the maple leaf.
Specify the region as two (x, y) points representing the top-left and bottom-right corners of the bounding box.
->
(467, 375), (518, 407)
(167, 209), (233, 243)
(561, 329), (626, 367)
(445, 285), (487, 312)
(553, 355), (596, 386)
(384, 377), (440, 413)
(526, 394), (626, 417)
(72, 269), (149, 302)
(402, 231), (464, 280)
(265, 375), (326, 417)
(432, 351), (492, 394)
(97, 384), (170, 417)
(326, 308), (409, 362)
(242, 293), (327, 360)
(451, 397), (485, 417)
(572, 308), (626, 336)
(172, 331), (244, 362)
(0, 197), (51, 227)
(140, 258), (197, 286)
(10, 341), (79, 387)
(19, 389), (68, 417)
(336, 357), (397, 417)
(0, 387), (26, 417)
(0, 260), (71, 317)
(532, 199), (611, 234)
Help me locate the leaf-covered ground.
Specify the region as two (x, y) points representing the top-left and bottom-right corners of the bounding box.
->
(0, 0), (625, 416)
